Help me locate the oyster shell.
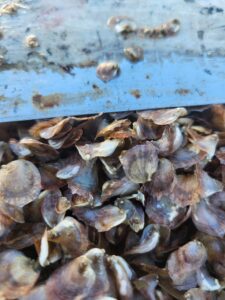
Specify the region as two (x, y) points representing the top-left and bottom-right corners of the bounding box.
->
(0, 159), (41, 207)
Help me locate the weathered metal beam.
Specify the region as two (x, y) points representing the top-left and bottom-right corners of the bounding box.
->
(0, 0), (225, 122)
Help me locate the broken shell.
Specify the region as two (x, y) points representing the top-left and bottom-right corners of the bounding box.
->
(100, 156), (122, 179)
(146, 195), (188, 229)
(74, 205), (126, 232)
(167, 241), (207, 288)
(124, 46), (144, 62)
(25, 35), (39, 48)
(119, 142), (158, 183)
(76, 139), (121, 160)
(115, 198), (144, 232)
(196, 267), (221, 291)
(0, 250), (39, 299)
(0, 159), (41, 207)
(184, 288), (216, 300)
(133, 274), (159, 300)
(68, 159), (98, 192)
(125, 224), (160, 255)
(96, 61), (119, 82)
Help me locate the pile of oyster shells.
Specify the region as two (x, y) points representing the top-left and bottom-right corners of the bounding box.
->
(1, 105), (225, 299)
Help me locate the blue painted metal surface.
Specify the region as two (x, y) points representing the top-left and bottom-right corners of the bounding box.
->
(0, 54), (224, 122)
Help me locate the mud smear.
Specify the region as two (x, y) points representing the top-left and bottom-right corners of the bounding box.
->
(175, 88), (191, 96)
(32, 93), (62, 109)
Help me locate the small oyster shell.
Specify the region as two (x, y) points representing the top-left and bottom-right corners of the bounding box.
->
(96, 62), (119, 82)
(124, 46), (144, 62)
(74, 205), (126, 232)
(0, 159), (41, 207)
(0, 250), (39, 299)
(76, 139), (121, 160)
(107, 16), (137, 34)
(119, 142), (158, 183)
(139, 19), (181, 38)
(25, 35), (39, 48)
(184, 288), (216, 300)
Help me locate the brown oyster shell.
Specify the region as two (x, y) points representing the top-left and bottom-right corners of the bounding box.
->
(106, 255), (134, 300)
(76, 139), (121, 160)
(46, 248), (112, 300)
(0, 159), (41, 207)
(124, 46), (144, 62)
(101, 177), (139, 201)
(107, 16), (137, 34)
(20, 138), (59, 161)
(153, 125), (183, 156)
(39, 117), (73, 140)
(96, 119), (133, 139)
(47, 217), (91, 258)
(96, 62), (119, 82)
(0, 250), (39, 299)
(115, 198), (144, 232)
(167, 241), (207, 288)
(138, 108), (187, 125)
(29, 118), (62, 138)
(119, 142), (158, 183)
